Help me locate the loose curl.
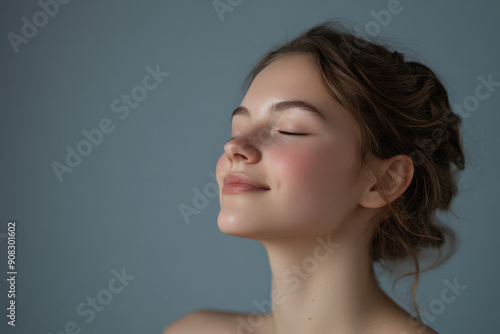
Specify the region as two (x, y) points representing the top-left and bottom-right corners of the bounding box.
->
(241, 19), (466, 321)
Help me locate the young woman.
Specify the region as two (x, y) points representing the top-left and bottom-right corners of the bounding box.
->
(164, 19), (465, 334)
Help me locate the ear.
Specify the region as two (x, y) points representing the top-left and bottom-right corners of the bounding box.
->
(359, 154), (414, 209)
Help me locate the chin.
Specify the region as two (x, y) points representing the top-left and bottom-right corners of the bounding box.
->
(217, 213), (261, 239)
(217, 210), (320, 241)
(216, 211), (281, 240)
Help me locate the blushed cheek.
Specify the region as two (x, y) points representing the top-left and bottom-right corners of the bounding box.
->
(272, 143), (357, 217)
(273, 144), (349, 187)
(270, 145), (333, 201)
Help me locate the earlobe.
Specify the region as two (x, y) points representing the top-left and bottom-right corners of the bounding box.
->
(359, 155), (414, 209)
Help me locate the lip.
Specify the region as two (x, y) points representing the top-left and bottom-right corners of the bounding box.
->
(223, 173), (270, 194)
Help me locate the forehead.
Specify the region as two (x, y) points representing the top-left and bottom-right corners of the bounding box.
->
(240, 54), (360, 136)
(244, 54), (326, 105)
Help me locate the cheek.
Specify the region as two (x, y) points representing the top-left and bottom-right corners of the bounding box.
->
(271, 141), (358, 226)
(271, 146), (320, 189)
(273, 142), (354, 191)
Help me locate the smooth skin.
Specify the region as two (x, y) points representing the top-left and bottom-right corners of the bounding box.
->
(164, 53), (438, 334)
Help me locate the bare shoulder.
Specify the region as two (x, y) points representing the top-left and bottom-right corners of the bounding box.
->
(369, 300), (440, 334)
(376, 313), (440, 334)
(162, 309), (272, 334)
(388, 320), (440, 334)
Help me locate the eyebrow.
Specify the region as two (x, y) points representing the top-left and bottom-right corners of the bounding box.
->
(231, 100), (327, 121)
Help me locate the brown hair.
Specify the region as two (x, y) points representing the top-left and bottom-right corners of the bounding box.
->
(241, 19), (466, 320)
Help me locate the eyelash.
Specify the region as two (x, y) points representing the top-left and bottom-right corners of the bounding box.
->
(226, 131), (307, 143)
(277, 130), (308, 136)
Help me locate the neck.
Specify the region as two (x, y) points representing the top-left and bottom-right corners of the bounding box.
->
(259, 232), (393, 334)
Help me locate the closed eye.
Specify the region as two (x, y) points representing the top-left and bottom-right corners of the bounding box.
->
(277, 130), (308, 136)
(225, 131), (307, 143)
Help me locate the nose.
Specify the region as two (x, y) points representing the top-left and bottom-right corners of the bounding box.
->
(224, 130), (262, 163)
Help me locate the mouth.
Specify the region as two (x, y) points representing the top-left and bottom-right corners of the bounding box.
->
(222, 173), (270, 194)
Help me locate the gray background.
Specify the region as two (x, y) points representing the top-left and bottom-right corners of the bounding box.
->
(1, 0), (499, 333)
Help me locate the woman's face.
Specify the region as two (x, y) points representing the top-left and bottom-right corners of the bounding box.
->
(216, 53), (367, 240)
